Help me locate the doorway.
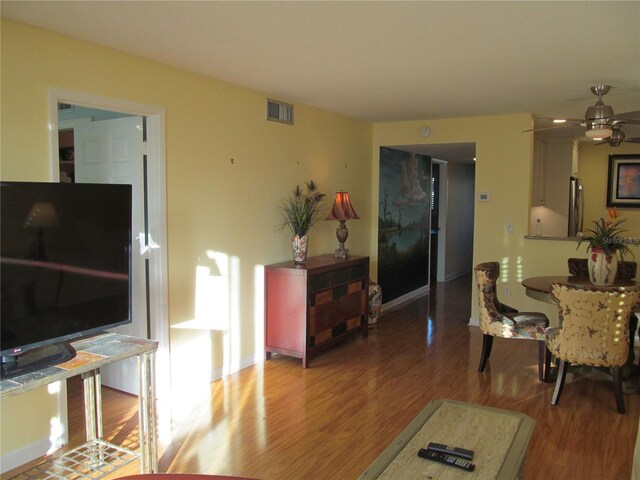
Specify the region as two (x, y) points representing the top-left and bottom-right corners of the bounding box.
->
(430, 162), (440, 282)
(378, 143), (475, 306)
(48, 90), (169, 398)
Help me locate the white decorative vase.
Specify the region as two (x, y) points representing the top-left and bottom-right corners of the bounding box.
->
(588, 248), (618, 286)
(292, 234), (309, 264)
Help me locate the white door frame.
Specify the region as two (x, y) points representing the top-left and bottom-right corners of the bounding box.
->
(48, 88), (170, 404)
(433, 159), (448, 283)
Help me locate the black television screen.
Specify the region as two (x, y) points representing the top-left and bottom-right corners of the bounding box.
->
(1, 181), (132, 377)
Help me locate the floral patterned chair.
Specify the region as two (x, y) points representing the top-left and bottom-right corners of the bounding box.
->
(475, 262), (550, 381)
(568, 258), (638, 366)
(547, 282), (640, 414)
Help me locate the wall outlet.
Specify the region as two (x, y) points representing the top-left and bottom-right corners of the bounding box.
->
(507, 222), (514, 234)
(504, 284), (511, 297)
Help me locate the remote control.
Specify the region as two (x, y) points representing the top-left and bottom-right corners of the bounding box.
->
(426, 442), (474, 460)
(418, 448), (476, 472)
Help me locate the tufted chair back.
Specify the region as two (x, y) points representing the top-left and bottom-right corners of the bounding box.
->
(549, 283), (640, 367)
(474, 262), (549, 380)
(546, 282), (640, 413)
(475, 261), (503, 335)
(475, 262), (523, 335)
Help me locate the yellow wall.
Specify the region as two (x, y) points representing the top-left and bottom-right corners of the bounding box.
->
(1, 19), (372, 458)
(580, 142), (640, 234)
(371, 117), (640, 323)
(4, 17), (638, 465)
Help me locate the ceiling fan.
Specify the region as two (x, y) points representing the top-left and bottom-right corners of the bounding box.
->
(596, 123), (640, 146)
(525, 85), (640, 141)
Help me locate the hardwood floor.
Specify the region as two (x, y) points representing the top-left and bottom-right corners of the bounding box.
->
(6, 273), (640, 479)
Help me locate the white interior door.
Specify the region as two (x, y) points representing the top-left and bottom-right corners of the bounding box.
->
(74, 116), (145, 394)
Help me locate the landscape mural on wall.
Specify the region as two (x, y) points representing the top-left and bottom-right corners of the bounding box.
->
(378, 147), (432, 302)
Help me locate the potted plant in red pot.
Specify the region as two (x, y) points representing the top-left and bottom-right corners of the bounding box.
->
(577, 208), (633, 285)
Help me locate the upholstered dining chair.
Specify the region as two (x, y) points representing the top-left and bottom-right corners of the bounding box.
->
(475, 262), (550, 381)
(547, 282), (640, 414)
(567, 257), (638, 365)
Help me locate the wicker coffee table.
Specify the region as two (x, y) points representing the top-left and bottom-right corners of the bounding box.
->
(358, 399), (535, 480)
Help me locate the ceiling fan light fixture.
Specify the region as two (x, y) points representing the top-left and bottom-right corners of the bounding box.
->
(585, 127), (612, 139)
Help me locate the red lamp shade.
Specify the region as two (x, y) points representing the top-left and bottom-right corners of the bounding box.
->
(326, 191), (359, 258)
(326, 191), (360, 221)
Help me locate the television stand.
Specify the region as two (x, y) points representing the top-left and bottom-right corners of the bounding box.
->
(1, 342), (77, 379)
(1, 332), (158, 478)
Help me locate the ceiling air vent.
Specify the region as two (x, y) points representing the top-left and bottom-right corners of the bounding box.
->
(266, 99), (294, 125)
(58, 103), (75, 112)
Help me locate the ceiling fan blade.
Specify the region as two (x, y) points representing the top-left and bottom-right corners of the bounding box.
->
(522, 122), (583, 133)
(625, 137), (640, 143)
(612, 110), (640, 121)
(535, 117), (584, 123)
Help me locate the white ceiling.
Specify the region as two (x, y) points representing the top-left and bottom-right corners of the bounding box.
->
(2, 0), (639, 160)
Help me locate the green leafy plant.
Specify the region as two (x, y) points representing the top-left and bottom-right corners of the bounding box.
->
(577, 208), (633, 259)
(278, 180), (326, 237)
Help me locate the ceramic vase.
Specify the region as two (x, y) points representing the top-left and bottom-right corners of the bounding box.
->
(588, 247), (618, 286)
(292, 234), (309, 264)
(368, 281), (382, 327)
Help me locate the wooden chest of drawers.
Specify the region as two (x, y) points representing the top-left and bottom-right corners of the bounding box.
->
(264, 255), (369, 367)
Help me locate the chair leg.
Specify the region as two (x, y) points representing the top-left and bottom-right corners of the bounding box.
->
(612, 366), (626, 414)
(537, 340), (550, 382)
(628, 314), (638, 366)
(551, 360), (570, 406)
(478, 334), (493, 372)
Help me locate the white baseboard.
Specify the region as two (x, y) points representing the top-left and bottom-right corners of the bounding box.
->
(1, 437), (51, 474)
(381, 285), (430, 313)
(444, 268), (472, 282)
(208, 352), (263, 382)
(468, 316), (479, 327)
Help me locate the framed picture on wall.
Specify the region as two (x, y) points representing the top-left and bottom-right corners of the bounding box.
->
(607, 154), (640, 207)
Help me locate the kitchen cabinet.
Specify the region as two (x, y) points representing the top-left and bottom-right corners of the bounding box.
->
(264, 255), (369, 367)
(530, 137), (580, 236)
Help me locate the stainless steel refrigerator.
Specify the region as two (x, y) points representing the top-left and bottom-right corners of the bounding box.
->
(568, 176), (584, 237)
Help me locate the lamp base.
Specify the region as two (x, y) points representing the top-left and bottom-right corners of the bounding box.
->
(334, 244), (350, 259)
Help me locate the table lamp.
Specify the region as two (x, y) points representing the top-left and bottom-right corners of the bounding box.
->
(326, 191), (359, 258)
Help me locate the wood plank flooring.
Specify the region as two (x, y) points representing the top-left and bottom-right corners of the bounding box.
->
(5, 273), (639, 479)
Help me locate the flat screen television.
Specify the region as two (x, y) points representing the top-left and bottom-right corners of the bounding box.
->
(1, 181), (132, 378)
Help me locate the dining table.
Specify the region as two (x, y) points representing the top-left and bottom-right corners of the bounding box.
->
(522, 275), (640, 393)
(522, 275), (638, 303)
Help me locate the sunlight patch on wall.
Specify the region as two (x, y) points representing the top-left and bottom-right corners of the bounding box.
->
(228, 256), (241, 377)
(501, 257), (510, 283)
(46, 417), (64, 455)
(169, 251), (234, 407)
(170, 250), (251, 400)
(254, 265), (265, 361)
(169, 332), (214, 407)
(47, 382), (64, 454)
(516, 256), (524, 282)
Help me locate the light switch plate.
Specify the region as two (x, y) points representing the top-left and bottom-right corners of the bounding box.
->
(478, 192), (491, 202)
